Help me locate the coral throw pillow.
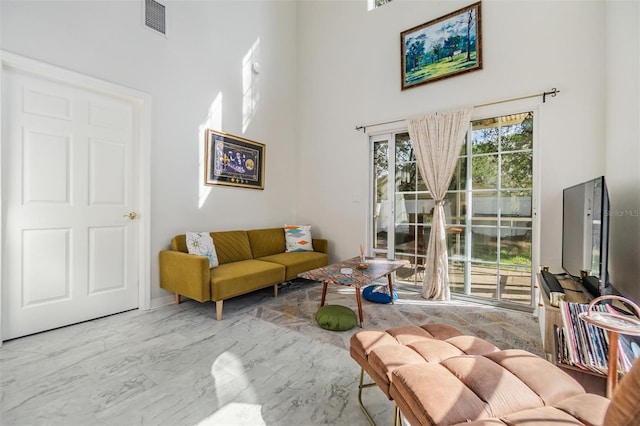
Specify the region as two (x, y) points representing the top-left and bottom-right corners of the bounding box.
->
(284, 225), (314, 252)
(186, 232), (219, 268)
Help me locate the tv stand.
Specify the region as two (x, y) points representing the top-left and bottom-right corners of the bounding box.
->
(537, 272), (591, 355)
(581, 275), (602, 299)
(536, 272), (607, 395)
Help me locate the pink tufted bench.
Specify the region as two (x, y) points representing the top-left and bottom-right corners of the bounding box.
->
(349, 323), (621, 426)
(349, 323), (502, 424)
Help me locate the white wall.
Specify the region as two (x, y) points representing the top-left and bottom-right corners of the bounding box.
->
(605, 0), (640, 303)
(1, 0), (299, 303)
(296, 0), (607, 274)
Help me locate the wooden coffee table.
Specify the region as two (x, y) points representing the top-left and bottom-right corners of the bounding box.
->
(298, 257), (409, 327)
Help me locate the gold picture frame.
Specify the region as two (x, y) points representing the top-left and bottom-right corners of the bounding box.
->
(204, 129), (265, 190)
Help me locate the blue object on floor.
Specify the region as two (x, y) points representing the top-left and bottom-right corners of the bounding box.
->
(362, 285), (398, 304)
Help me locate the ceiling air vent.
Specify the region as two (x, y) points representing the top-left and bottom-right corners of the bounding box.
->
(144, 0), (166, 36)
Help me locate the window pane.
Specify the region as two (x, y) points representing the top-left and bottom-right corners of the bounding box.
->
(394, 253), (420, 287)
(444, 192), (466, 225)
(415, 193), (434, 215)
(449, 259), (465, 294)
(417, 224), (430, 255)
(499, 229), (532, 266)
(416, 168), (428, 192)
(500, 190), (532, 219)
(395, 133), (413, 162)
(374, 210), (388, 250)
(396, 193), (411, 228)
(472, 154), (498, 189)
(501, 152), (532, 189)
(395, 226), (411, 252)
(499, 266), (532, 305)
(471, 228), (497, 262)
(448, 157), (467, 190)
(396, 162), (416, 192)
(470, 262), (498, 299)
(396, 193), (432, 256)
(369, 0), (393, 11)
(447, 225), (465, 259)
(373, 141), (389, 250)
(501, 112), (533, 151)
(472, 191), (498, 226)
(472, 118), (499, 155)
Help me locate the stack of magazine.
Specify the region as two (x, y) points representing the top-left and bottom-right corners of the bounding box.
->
(557, 301), (640, 375)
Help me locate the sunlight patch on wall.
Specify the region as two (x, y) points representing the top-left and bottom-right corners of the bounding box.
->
(199, 91), (223, 208)
(242, 38), (261, 134)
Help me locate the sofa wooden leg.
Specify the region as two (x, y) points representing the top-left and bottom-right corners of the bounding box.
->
(274, 283), (278, 298)
(174, 293), (180, 304)
(215, 300), (223, 320)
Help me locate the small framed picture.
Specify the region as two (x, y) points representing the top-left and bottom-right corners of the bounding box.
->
(204, 129), (265, 190)
(401, 2), (482, 90)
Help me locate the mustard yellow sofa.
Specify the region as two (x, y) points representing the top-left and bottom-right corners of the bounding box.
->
(159, 227), (329, 320)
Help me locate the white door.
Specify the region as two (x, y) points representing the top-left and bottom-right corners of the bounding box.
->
(2, 63), (141, 340)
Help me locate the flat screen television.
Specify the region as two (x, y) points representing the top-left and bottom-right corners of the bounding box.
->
(562, 176), (610, 298)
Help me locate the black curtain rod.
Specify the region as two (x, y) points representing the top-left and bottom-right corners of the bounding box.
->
(354, 88), (560, 133)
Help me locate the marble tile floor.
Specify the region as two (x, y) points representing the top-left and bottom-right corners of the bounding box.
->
(0, 280), (543, 426)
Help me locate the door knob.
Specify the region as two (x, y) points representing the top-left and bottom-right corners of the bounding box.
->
(123, 211), (138, 220)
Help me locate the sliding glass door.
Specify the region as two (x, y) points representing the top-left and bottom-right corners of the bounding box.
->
(369, 112), (535, 308)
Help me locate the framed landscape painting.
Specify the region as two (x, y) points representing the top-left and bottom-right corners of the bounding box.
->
(205, 129), (265, 190)
(401, 2), (482, 90)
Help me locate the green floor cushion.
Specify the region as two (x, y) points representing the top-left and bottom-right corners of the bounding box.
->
(316, 305), (357, 331)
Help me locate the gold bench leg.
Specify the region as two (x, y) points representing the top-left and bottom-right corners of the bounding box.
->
(357, 367), (378, 426)
(393, 404), (403, 426)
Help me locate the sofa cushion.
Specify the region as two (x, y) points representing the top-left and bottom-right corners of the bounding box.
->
(499, 405), (588, 425)
(284, 224), (314, 252)
(391, 362), (494, 425)
(442, 355), (546, 416)
(553, 393), (610, 426)
(484, 349), (586, 405)
(386, 324), (454, 346)
(258, 251), (328, 280)
(186, 232), (219, 268)
(443, 335), (501, 355)
(349, 329), (399, 363)
(210, 230), (253, 264)
(248, 228), (286, 258)
(368, 344), (433, 395)
(407, 339), (468, 362)
(210, 259), (285, 300)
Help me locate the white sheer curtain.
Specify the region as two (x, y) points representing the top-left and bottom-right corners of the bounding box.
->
(407, 107), (473, 300)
